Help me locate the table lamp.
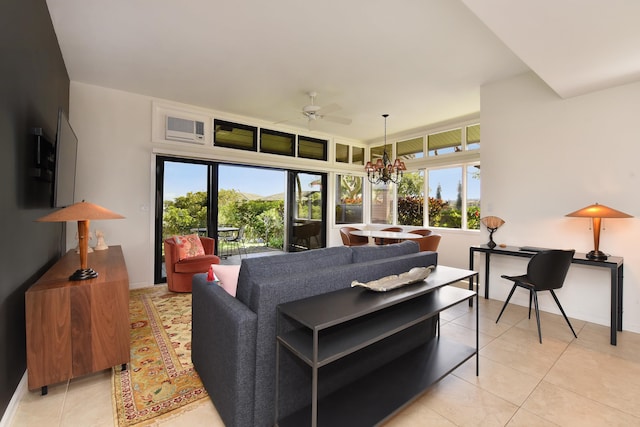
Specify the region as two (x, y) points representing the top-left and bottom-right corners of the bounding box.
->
(37, 201), (124, 280)
(565, 203), (632, 261)
(480, 216), (505, 249)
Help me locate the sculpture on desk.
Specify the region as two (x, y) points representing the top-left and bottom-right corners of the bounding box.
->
(76, 230), (94, 254)
(481, 216), (505, 249)
(94, 229), (108, 251)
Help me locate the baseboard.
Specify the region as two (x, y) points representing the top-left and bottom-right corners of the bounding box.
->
(0, 371), (27, 427)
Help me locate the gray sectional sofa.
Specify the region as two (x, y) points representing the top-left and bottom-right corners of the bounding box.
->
(191, 240), (438, 427)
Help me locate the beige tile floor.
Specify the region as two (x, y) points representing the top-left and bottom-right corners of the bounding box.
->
(9, 295), (640, 426)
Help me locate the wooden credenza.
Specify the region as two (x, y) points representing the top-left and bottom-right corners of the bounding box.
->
(25, 245), (130, 394)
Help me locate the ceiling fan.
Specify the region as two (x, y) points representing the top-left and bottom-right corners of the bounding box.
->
(279, 92), (352, 130)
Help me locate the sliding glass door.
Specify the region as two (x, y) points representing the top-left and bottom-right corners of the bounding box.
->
(288, 171), (326, 251)
(154, 157), (213, 284)
(155, 157), (327, 283)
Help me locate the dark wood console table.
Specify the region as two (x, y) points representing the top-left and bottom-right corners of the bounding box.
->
(25, 246), (130, 394)
(275, 265), (478, 427)
(469, 244), (623, 345)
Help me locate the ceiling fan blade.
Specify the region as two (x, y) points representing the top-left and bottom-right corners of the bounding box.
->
(316, 103), (341, 116)
(323, 115), (352, 125)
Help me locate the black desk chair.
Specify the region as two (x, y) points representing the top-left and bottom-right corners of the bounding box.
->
(496, 249), (577, 343)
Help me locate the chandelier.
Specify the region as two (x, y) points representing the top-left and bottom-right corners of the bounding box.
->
(364, 114), (406, 185)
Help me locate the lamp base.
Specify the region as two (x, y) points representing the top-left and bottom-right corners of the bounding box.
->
(69, 268), (99, 281)
(586, 250), (608, 261)
(487, 229), (497, 249)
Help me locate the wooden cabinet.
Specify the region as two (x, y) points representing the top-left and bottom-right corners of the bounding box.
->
(25, 246), (130, 393)
(276, 265), (478, 427)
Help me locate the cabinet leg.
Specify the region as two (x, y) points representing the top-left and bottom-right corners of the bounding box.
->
(41, 386), (48, 396)
(121, 363), (127, 371)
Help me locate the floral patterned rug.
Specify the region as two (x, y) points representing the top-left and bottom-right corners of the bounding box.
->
(112, 285), (208, 426)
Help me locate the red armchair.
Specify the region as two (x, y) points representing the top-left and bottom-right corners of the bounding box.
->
(164, 236), (220, 292)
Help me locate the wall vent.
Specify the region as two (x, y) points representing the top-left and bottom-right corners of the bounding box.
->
(165, 116), (205, 143)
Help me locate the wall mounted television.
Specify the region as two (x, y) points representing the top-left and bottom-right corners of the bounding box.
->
(53, 108), (78, 208)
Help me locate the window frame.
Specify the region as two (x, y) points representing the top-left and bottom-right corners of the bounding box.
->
(367, 120), (480, 231)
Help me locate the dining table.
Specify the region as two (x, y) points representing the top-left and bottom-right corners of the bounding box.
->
(349, 229), (422, 245)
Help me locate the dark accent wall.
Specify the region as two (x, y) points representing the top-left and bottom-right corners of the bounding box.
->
(0, 0), (70, 418)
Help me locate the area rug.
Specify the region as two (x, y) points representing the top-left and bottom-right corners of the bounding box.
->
(112, 285), (208, 426)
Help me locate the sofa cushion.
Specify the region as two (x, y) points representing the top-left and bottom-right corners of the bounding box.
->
(174, 254), (219, 273)
(208, 264), (241, 297)
(235, 246), (353, 305)
(350, 240), (419, 263)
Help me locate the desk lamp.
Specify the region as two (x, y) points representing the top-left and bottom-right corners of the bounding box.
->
(37, 201), (124, 280)
(480, 216), (505, 249)
(565, 203), (632, 261)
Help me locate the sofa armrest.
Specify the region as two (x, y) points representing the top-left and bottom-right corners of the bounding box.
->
(192, 276), (257, 427)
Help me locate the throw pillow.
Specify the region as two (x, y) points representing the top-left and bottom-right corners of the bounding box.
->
(174, 234), (205, 260)
(207, 264), (240, 297)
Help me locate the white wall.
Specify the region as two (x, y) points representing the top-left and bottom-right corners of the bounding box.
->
(481, 71), (640, 332)
(70, 82), (154, 287)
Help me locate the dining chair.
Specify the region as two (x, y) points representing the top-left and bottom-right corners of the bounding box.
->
(495, 249), (577, 343)
(416, 234), (441, 252)
(409, 228), (432, 236)
(339, 227), (368, 246)
(374, 226), (403, 245)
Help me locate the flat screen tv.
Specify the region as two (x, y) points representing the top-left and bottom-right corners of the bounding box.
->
(53, 108), (78, 208)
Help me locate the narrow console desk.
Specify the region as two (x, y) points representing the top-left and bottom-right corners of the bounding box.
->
(276, 265), (478, 427)
(469, 244), (623, 345)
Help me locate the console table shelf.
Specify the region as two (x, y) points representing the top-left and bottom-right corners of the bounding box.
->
(276, 265), (478, 427)
(278, 286), (475, 367)
(278, 337), (476, 427)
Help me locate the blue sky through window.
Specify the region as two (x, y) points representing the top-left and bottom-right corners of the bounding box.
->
(164, 161), (478, 202)
(164, 162), (320, 200)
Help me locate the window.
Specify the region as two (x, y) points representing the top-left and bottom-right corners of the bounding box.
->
(336, 143), (349, 163)
(427, 125), (480, 156)
(370, 181), (394, 224)
(370, 145), (388, 164)
(428, 167), (461, 228)
(298, 135), (327, 161)
(337, 143), (365, 165)
(397, 137), (424, 160)
(377, 122), (480, 229)
(467, 164), (481, 229)
(397, 171), (424, 226)
(352, 146), (365, 165)
(335, 175), (363, 224)
(428, 128), (461, 156)
(427, 164), (480, 229)
(214, 119), (257, 151)
(467, 124), (480, 151)
(260, 128), (295, 156)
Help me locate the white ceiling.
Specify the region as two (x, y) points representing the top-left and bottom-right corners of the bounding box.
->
(45, 0), (640, 142)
